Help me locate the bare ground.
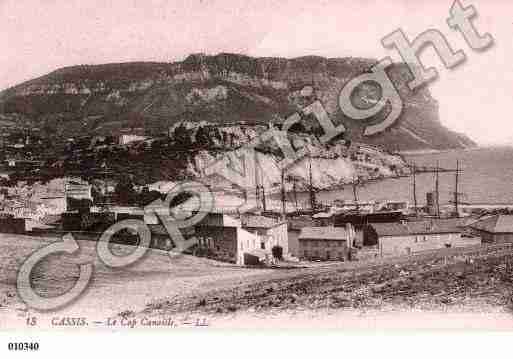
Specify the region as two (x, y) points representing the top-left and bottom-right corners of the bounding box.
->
(2, 233), (513, 329)
(0, 233), (276, 328)
(137, 245), (513, 328)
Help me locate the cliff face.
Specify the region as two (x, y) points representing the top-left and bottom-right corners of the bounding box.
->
(171, 121), (409, 191)
(0, 53), (475, 150)
(191, 146), (407, 192)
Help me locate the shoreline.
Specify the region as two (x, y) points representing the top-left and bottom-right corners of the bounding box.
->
(399, 145), (513, 156)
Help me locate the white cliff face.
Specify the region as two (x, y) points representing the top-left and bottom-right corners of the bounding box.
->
(287, 156), (355, 189)
(188, 128), (407, 192)
(14, 67), (289, 99)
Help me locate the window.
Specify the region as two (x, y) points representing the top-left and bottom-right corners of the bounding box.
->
(304, 250), (308, 258)
(261, 242), (265, 250)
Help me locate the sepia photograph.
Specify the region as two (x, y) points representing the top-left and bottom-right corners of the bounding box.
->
(0, 0), (512, 354)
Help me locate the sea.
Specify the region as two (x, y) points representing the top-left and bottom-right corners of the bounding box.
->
(304, 146), (513, 206)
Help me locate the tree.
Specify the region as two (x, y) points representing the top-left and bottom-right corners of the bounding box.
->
(67, 197), (92, 214)
(195, 125), (210, 148)
(138, 187), (162, 206)
(114, 177), (136, 205)
(91, 186), (103, 204)
(271, 245), (283, 260)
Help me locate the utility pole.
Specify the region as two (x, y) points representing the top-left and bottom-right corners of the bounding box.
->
(255, 184), (260, 209)
(352, 175), (359, 212)
(454, 160), (460, 217)
(412, 163), (418, 216)
(435, 160), (440, 218)
(309, 156), (316, 211)
(293, 179), (298, 211)
(261, 185), (267, 212)
(281, 168), (286, 219)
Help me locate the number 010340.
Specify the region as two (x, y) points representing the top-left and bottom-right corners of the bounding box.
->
(8, 342), (39, 351)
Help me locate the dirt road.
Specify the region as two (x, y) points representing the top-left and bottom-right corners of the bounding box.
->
(138, 244), (513, 327)
(0, 234), (276, 328)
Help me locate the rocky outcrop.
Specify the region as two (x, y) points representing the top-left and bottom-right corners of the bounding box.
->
(172, 121), (409, 191)
(0, 53), (475, 150)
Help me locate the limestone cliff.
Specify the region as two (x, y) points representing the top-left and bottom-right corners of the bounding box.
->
(0, 53), (475, 151)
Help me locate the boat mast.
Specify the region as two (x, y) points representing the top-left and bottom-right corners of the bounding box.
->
(435, 160), (440, 218)
(309, 156), (316, 211)
(352, 175), (359, 212)
(454, 159), (459, 217)
(281, 168), (286, 218)
(412, 163), (418, 216)
(261, 185), (267, 212)
(293, 179), (298, 210)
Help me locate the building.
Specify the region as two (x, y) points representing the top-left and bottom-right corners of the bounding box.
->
(38, 196), (67, 215)
(287, 216), (316, 257)
(370, 218), (480, 257)
(65, 181), (92, 200)
(241, 214), (288, 254)
(119, 134), (148, 145)
(113, 192), (290, 265)
(118, 128), (148, 145)
(426, 192), (439, 216)
(147, 181), (176, 194)
(312, 212), (334, 226)
(469, 214), (513, 243)
(334, 211), (404, 247)
(380, 201), (410, 214)
(192, 213), (273, 265)
(149, 211), (288, 265)
(0, 217), (26, 234)
(334, 211), (404, 226)
(298, 226), (354, 261)
(332, 200), (378, 213)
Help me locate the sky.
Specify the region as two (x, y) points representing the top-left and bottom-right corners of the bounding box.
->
(0, 0), (511, 145)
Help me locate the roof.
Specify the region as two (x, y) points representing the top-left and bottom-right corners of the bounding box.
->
(241, 215), (284, 229)
(334, 211), (404, 226)
(298, 226), (348, 241)
(372, 218), (465, 237)
(470, 215), (513, 233)
(288, 217), (316, 231)
(175, 196), (258, 215)
(312, 212), (333, 219)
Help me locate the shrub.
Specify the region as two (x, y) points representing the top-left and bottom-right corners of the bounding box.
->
(272, 245), (283, 259)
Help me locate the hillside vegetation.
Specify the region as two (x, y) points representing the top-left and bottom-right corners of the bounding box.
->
(0, 53), (475, 151)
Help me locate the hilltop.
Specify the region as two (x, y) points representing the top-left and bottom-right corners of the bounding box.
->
(0, 53), (475, 151)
